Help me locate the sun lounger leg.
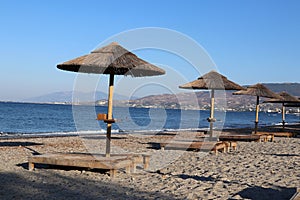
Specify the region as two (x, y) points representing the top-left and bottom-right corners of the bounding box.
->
(222, 147), (226, 153)
(28, 162), (34, 171)
(228, 141), (237, 151)
(110, 169), (117, 178)
(225, 145), (229, 152)
(130, 162), (135, 173)
(214, 148), (218, 155)
(224, 142), (230, 152)
(126, 165), (131, 174)
(233, 145), (237, 151)
(143, 155), (150, 170)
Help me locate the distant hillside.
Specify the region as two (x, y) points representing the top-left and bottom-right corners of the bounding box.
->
(23, 91), (137, 103)
(117, 83), (300, 111)
(23, 83), (300, 110)
(263, 83), (300, 96)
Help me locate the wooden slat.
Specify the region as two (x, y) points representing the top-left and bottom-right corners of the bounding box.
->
(219, 135), (261, 142)
(29, 155), (132, 169)
(160, 141), (216, 149)
(255, 131), (295, 138)
(273, 132), (294, 138)
(28, 153), (141, 178)
(159, 141), (226, 154)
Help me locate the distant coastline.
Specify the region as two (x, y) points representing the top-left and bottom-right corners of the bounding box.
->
(1, 100), (299, 113)
(3, 83), (299, 112)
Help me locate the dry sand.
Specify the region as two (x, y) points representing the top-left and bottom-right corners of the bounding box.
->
(0, 131), (299, 200)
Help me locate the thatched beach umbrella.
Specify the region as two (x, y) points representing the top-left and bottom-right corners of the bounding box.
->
(57, 42), (165, 157)
(233, 83), (282, 133)
(179, 70), (245, 138)
(264, 91), (300, 129)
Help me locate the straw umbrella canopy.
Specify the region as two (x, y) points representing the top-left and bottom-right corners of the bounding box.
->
(264, 91), (300, 129)
(57, 42), (165, 157)
(233, 83), (282, 133)
(179, 70), (245, 138)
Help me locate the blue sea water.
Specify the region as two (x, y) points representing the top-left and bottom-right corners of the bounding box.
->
(0, 102), (299, 136)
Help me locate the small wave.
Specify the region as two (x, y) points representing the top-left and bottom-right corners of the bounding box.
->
(120, 128), (206, 134)
(163, 128), (205, 132)
(274, 122), (283, 126)
(0, 129), (120, 138)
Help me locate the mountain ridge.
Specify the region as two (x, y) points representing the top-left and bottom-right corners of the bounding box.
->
(23, 91), (137, 103)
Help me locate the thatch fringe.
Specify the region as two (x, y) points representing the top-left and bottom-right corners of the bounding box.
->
(57, 42), (165, 77)
(179, 70), (245, 90)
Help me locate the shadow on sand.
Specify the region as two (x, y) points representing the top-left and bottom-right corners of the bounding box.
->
(233, 185), (297, 200)
(174, 173), (297, 200)
(263, 153), (300, 157)
(0, 141), (43, 147)
(0, 171), (183, 200)
(175, 174), (216, 182)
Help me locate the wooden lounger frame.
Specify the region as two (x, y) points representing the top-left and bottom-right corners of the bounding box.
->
(28, 153), (150, 178)
(254, 131), (296, 139)
(272, 132), (295, 138)
(159, 141), (232, 155)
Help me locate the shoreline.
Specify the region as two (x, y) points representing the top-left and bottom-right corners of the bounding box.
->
(1, 123), (299, 140)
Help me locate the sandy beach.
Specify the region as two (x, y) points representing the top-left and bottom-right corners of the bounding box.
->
(0, 129), (299, 200)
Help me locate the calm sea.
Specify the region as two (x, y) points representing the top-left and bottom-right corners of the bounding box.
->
(0, 102), (299, 137)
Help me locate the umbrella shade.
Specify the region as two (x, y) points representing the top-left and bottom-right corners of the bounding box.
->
(233, 83), (283, 133)
(179, 70), (245, 90)
(57, 42), (165, 157)
(179, 70), (244, 138)
(57, 42), (165, 77)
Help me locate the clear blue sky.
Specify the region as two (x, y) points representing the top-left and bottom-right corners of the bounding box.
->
(1, 0), (300, 101)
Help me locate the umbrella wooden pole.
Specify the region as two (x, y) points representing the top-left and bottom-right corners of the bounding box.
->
(209, 89), (215, 138)
(106, 73), (114, 157)
(254, 96), (259, 134)
(282, 103), (285, 130)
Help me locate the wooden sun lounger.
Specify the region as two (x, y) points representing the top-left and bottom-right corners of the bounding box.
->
(254, 131), (295, 138)
(28, 153), (150, 178)
(219, 135), (261, 142)
(159, 141), (227, 155)
(172, 138), (238, 153)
